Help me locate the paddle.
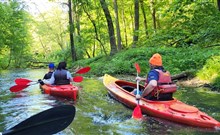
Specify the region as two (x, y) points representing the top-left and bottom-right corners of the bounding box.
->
(15, 66), (90, 86)
(132, 63), (143, 119)
(10, 76), (84, 92)
(15, 78), (33, 85)
(10, 85), (31, 92)
(75, 66), (91, 74)
(1, 105), (75, 135)
(73, 76), (83, 82)
(11, 66), (90, 92)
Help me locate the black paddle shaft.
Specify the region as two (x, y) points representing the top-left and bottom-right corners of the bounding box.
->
(2, 105), (75, 135)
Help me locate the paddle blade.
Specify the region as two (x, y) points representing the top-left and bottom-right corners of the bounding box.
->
(15, 78), (32, 85)
(134, 63), (140, 73)
(10, 85), (29, 92)
(73, 76), (83, 82)
(2, 105), (75, 135)
(132, 104), (143, 119)
(75, 66), (91, 74)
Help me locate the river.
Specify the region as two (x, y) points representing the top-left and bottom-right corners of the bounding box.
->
(0, 69), (220, 135)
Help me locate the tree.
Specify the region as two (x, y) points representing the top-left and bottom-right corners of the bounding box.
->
(140, 0), (149, 38)
(150, 0), (156, 32)
(100, 0), (117, 56)
(68, 0), (77, 61)
(83, 6), (108, 56)
(0, 1), (31, 69)
(113, 0), (122, 50)
(218, 0), (220, 11)
(132, 0), (139, 47)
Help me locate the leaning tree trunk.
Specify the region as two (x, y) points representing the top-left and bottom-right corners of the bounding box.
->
(68, 0), (77, 62)
(100, 0), (117, 56)
(113, 0), (122, 51)
(83, 6), (108, 56)
(150, 0), (156, 33)
(132, 0), (139, 48)
(140, 0), (149, 38)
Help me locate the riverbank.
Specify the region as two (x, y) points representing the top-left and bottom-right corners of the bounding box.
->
(76, 47), (220, 91)
(111, 74), (218, 92)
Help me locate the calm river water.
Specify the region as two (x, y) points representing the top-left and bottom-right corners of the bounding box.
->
(0, 69), (220, 135)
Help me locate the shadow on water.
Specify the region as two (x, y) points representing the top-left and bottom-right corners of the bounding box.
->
(0, 69), (220, 135)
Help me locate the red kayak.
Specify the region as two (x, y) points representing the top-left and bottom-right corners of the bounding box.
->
(40, 84), (78, 100)
(103, 74), (220, 129)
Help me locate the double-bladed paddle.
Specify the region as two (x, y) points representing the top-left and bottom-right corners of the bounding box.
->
(15, 66), (91, 85)
(1, 105), (75, 135)
(132, 63), (143, 119)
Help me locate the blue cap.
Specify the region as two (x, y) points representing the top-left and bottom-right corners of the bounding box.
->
(48, 63), (55, 68)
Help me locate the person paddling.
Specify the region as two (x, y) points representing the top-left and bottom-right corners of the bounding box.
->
(39, 61), (73, 85)
(132, 53), (177, 101)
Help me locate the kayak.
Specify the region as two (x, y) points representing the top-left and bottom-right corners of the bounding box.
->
(40, 84), (78, 100)
(103, 74), (220, 129)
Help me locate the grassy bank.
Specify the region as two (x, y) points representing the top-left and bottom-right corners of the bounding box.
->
(74, 47), (220, 90)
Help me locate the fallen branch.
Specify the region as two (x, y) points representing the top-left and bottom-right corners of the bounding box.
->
(171, 70), (195, 81)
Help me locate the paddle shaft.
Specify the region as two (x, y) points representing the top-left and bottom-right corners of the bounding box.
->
(132, 63), (143, 119)
(136, 72), (140, 104)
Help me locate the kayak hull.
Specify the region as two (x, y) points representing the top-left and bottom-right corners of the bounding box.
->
(40, 84), (78, 100)
(103, 74), (220, 129)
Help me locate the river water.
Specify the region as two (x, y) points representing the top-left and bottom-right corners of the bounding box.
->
(0, 69), (220, 135)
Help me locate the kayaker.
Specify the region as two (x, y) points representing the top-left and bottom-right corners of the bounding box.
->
(133, 53), (177, 101)
(43, 63), (55, 80)
(38, 61), (73, 85)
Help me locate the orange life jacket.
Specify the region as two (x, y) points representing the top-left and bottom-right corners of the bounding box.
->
(145, 69), (177, 99)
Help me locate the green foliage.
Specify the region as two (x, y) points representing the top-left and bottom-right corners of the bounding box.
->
(76, 47), (220, 82)
(0, 1), (32, 69)
(139, 1), (220, 48)
(197, 55), (220, 82)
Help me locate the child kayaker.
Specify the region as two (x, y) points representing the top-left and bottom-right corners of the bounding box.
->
(43, 63), (55, 80)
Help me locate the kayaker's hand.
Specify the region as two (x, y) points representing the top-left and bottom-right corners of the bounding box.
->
(38, 79), (44, 85)
(136, 94), (141, 100)
(135, 77), (141, 82)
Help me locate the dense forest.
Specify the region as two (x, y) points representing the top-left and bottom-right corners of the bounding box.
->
(1, 0), (220, 88)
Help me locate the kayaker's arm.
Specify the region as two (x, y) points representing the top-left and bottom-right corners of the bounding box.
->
(136, 80), (157, 99)
(135, 77), (146, 82)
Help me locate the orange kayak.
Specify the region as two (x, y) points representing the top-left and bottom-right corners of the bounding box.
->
(40, 84), (78, 100)
(103, 74), (220, 129)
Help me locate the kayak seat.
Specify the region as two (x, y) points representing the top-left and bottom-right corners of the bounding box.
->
(121, 85), (136, 92)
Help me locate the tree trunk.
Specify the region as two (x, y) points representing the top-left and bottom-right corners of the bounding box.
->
(121, 0), (128, 47)
(132, 0), (139, 48)
(74, 2), (81, 43)
(68, 0), (77, 61)
(140, 0), (149, 38)
(100, 0), (117, 56)
(122, 11), (128, 48)
(150, 0), (156, 32)
(113, 0), (122, 50)
(218, 0), (220, 11)
(83, 6), (108, 56)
